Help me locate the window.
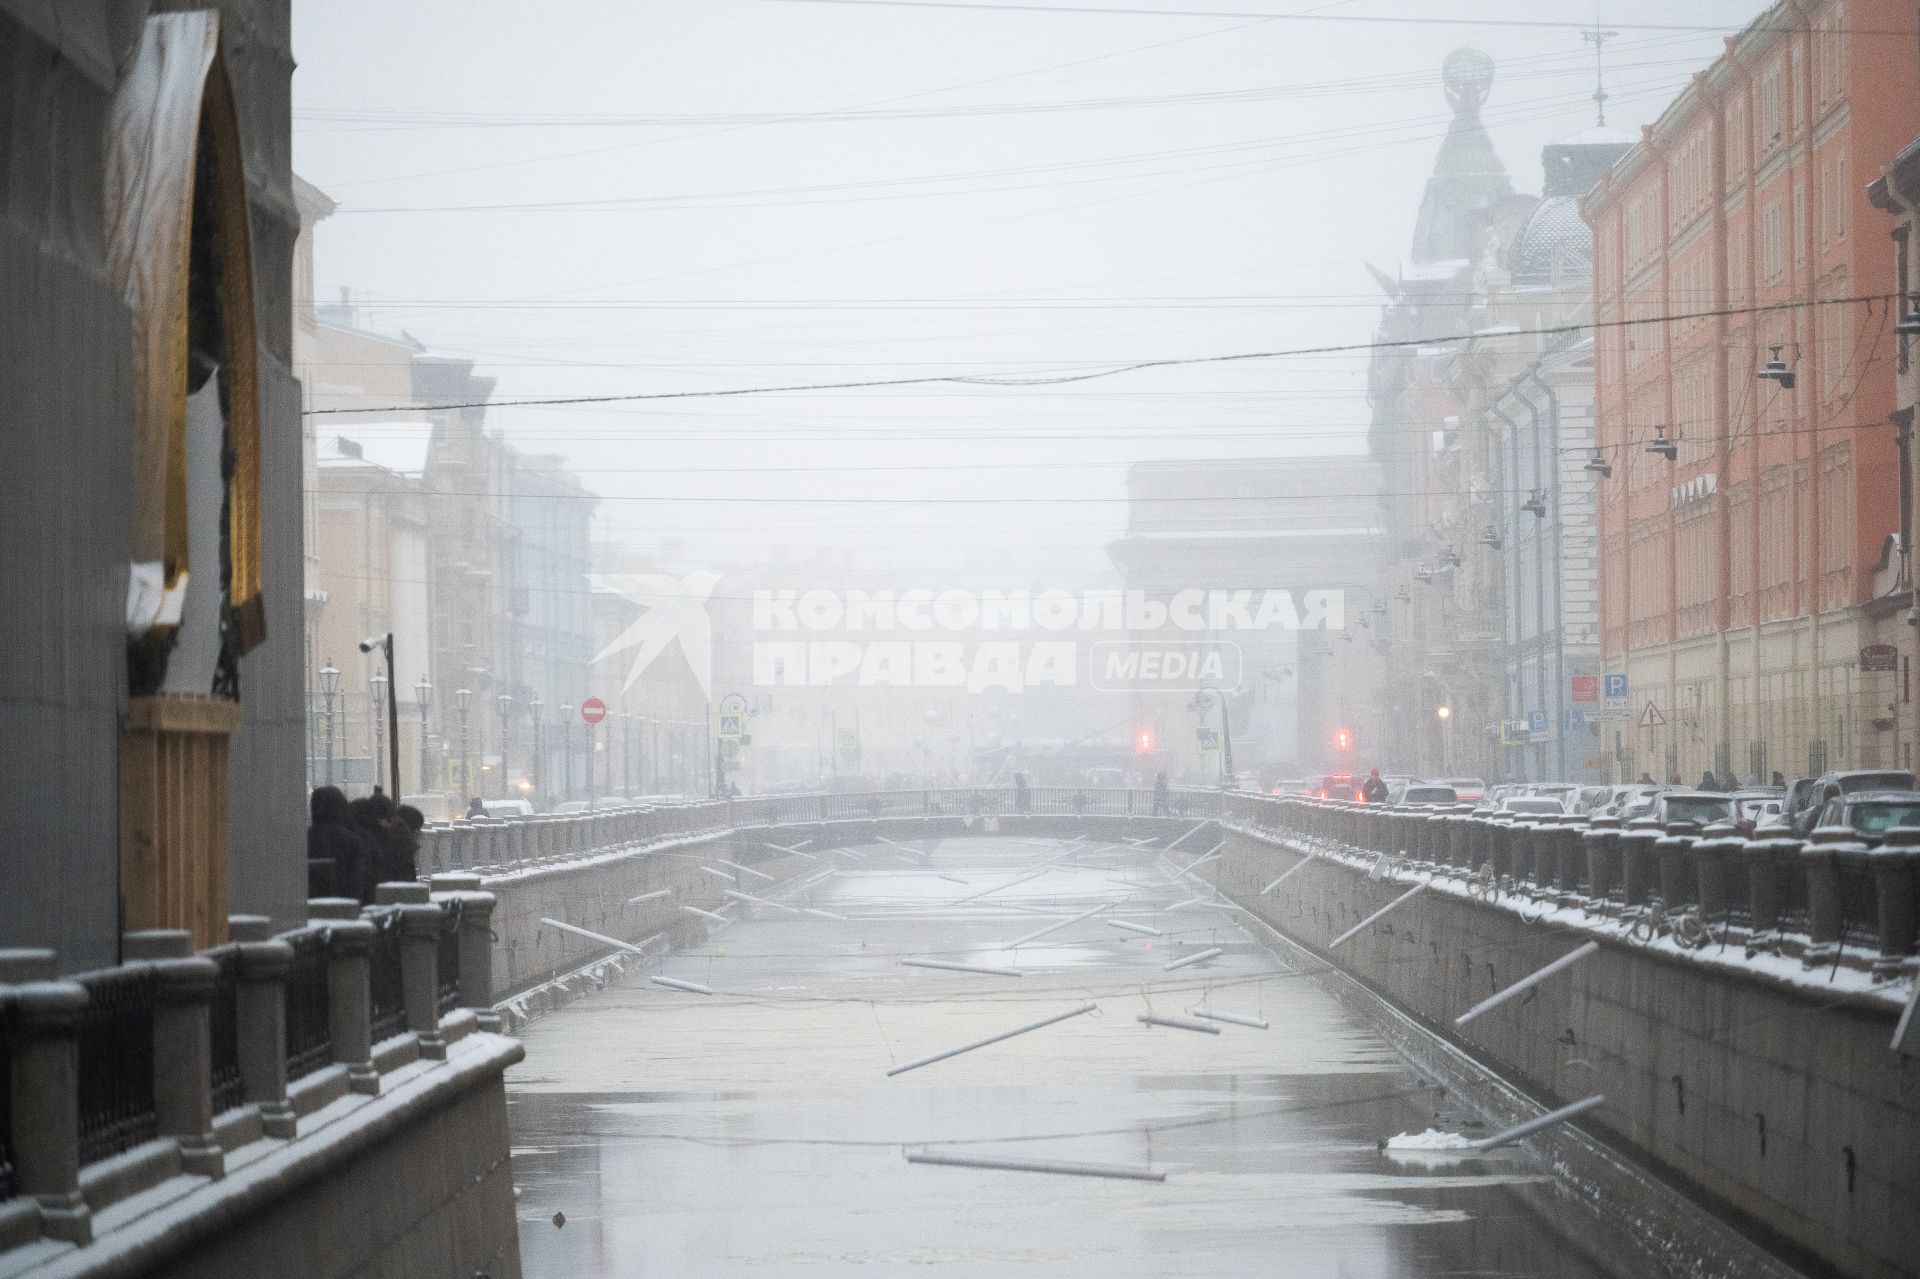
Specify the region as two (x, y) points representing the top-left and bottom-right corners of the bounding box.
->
(1794, 186), (1807, 266)
(1836, 151), (1849, 241)
(1761, 200), (1786, 283)
(1728, 227), (1748, 302)
(1822, 270), (1852, 401)
(1725, 97), (1747, 187)
(1759, 63), (1783, 150)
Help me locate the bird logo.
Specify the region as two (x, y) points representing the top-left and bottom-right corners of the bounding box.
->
(591, 570), (721, 700)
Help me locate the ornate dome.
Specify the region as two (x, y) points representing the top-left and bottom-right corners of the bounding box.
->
(1508, 195), (1592, 282)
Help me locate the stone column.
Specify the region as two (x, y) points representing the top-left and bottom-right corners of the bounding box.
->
(312, 902), (378, 1094)
(1870, 829), (1920, 978)
(229, 916), (295, 1139)
(430, 874), (501, 1032)
(1801, 834), (1847, 961)
(378, 883), (446, 1060)
(1, 950), (90, 1245)
(125, 931), (223, 1179)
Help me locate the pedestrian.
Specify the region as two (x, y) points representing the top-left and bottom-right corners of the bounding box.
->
(1014, 772), (1031, 813)
(347, 796), (398, 902)
(1637, 772), (1656, 785)
(308, 786), (374, 904)
(1152, 771), (1170, 816)
(1771, 771), (1786, 788)
(1360, 767), (1388, 804)
(1698, 769), (1720, 792)
(1668, 771), (1684, 785)
(466, 796), (485, 819)
(391, 804), (425, 882)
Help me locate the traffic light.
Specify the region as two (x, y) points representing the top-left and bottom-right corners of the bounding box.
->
(1134, 728), (1155, 754)
(1334, 727), (1353, 752)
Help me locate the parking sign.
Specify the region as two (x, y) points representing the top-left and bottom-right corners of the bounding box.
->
(1604, 674), (1628, 700)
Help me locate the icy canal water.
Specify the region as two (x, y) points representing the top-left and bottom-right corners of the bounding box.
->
(508, 836), (1613, 1277)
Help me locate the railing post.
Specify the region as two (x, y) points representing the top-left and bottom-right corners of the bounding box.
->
(379, 883), (448, 1060)
(1871, 827), (1920, 977)
(432, 874), (501, 1032)
(228, 916), (295, 1139)
(1584, 816), (1622, 907)
(310, 901), (379, 1095)
(1801, 831), (1849, 963)
(0, 950), (90, 1245)
(124, 930), (223, 1179)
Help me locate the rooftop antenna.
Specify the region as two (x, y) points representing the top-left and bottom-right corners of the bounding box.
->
(1582, 28), (1619, 127)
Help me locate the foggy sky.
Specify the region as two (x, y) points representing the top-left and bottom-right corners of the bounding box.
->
(292, 0), (1758, 584)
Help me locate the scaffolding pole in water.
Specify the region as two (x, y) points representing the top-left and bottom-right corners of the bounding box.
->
(1328, 884), (1425, 950)
(885, 1003), (1097, 1077)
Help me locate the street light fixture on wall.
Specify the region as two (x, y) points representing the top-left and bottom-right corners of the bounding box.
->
(1757, 345), (1795, 390)
(1646, 430), (1678, 461)
(1584, 449), (1613, 478)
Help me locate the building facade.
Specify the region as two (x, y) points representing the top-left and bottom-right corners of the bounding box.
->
(1584, 0), (1920, 784)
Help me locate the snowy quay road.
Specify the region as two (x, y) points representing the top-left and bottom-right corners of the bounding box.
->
(506, 836), (1618, 1278)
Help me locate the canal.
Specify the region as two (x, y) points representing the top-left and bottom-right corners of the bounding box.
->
(508, 835), (1615, 1277)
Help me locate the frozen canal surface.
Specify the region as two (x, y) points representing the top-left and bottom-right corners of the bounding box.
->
(509, 836), (1614, 1277)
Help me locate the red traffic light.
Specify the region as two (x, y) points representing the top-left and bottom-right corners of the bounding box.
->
(1134, 728), (1156, 754)
(1334, 728), (1353, 751)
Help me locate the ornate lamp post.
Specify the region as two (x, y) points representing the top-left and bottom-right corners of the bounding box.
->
(368, 668), (388, 794)
(414, 675), (433, 796)
(561, 703), (575, 801)
(496, 692), (513, 799)
(319, 660), (341, 786)
(455, 687), (473, 801)
(529, 695), (544, 802)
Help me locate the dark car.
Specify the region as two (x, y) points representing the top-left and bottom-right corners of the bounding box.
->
(1809, 790), (1920, 843)
(1787, 770), (1917, 834)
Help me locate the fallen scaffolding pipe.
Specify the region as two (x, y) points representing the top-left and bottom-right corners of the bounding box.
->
(1189, 1007), (1269, 1030)
(1261, 854), (1316, 895)
(1105, 919), (1164, 937)
(904, 1150), (1164, 1183)
(901, 958), (1025, 977)
(539, 917), (658, 956)
(953, 868), (1050, 904)
(885, 1003), (1097, 1077)
(764, 841), (820, 861)
(1162, 946), (1224, 972)
(1136, 1013), (1220, 1034)
(651, 975), (714, 995)
(802, 907), (850, 921)
(714, 858), (777, 882)
(1328, 884), (1426, 950)
(679, 904), (731, 923)
(1455, 942), (1600, 1027)
(1164, 822), (1209, 852)
(723, 888), (801, 915)
(1007, 902), (1114, 947)
(627, 889), (672, 904)
(699, 865), (737, 882)
(1470, 1095), (1606, 1150)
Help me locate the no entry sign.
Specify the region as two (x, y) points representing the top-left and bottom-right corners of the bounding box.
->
(580, 697), (607, 725)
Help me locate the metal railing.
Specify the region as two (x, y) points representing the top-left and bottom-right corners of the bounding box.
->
(284, 929), (332, 1083)
(368, 910), (407, 1044)
(207, 945), (243, 1115)
(74, 967), (158, 1165)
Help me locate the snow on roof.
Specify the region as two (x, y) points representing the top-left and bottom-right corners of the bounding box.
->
(316, 419), (432, 479)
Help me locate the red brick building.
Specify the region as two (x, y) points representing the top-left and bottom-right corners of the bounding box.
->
(1585, 0), (1920, 783)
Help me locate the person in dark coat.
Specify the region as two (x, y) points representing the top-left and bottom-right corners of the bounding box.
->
(1698, 770), (1720, 792)
(1152, 771), (1170, 816)
(1360, 768), (1388, 804)
(1014, 772), (1031, 813)
(309, 786), (374, 903)
(466, 796), (485, 819)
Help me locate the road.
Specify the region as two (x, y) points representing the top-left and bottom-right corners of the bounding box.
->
(508, 835), (1614, 1278)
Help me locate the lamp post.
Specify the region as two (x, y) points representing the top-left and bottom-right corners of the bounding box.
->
(529, 695), (544, 802)
(319, 660), (340, 786)
(368, 669), (388, 794)
(414, 675), (433, 797)
(496, 692), (513, 799)
(1436, 704), (1453, 775)
(455, 687), (472, 802)
(561, 703), (574, 801)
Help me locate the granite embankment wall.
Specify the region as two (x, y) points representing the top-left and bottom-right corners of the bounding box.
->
(1210, 828), (1917, 1279)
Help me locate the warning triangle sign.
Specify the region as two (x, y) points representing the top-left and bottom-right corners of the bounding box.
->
(1638, 700), (1666, 727)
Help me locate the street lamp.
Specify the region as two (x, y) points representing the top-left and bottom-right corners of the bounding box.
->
(561, 703), (575, 801)
(414, 675), (433, 798)
(529, 695), (544, 801)
(455, 687), (473, 802)
(319, 660), (340, 786)
(497, 692), (513, 800)
(1436, 704), (1453, 774)
(368, 668), (388, 794)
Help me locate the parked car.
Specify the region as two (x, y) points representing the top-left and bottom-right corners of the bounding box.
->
(1571, 785), (1614, 815)
(1400, 784), (1459, 807)
(477, 798), (534, 819)
(1808, 790), (1920, 843)
(1496, 797), (1566, 818)
(1786, 770), (1918, 834)
(1654, 791), (1735, 829)
(1445, 778), (1487, 802)
(1319, 774), (1359, 801)
(1730, 791), (1785, 836)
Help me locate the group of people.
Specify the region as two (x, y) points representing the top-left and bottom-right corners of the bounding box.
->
(1635, 770), (1788, 791)
(307, 787), (423, 904)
